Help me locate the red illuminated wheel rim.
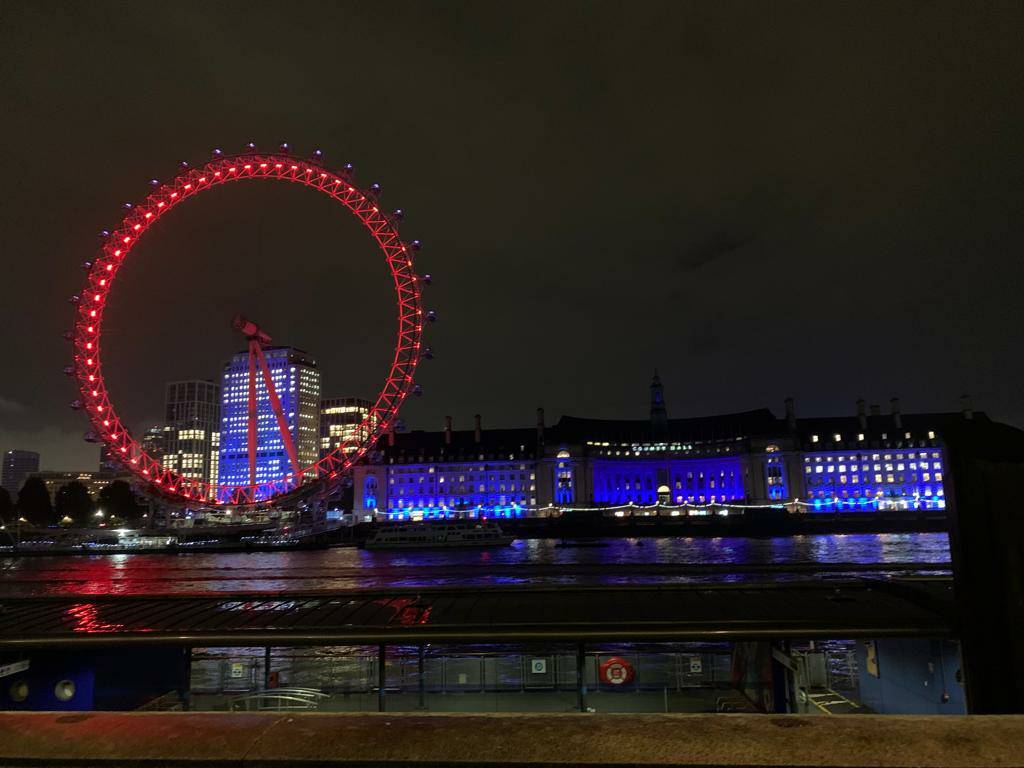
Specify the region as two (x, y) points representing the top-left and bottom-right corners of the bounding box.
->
(598, 656), (635, 686)
(70, 149), (425, 506)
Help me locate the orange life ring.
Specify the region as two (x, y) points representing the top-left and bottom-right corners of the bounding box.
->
(599, 656), (635, 685)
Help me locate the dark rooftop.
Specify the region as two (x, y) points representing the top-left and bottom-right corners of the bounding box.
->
(382, 408), (1010, 457)
(554, 410), (780, 443)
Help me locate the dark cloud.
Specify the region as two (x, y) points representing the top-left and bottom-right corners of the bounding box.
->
(673, 234), (750, 273)
(0, 0), (1021, 468)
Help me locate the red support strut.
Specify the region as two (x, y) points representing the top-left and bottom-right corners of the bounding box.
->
(247, 340), (258, 486)
(235, 314), (303, 486)
(254, 342), (303, 479)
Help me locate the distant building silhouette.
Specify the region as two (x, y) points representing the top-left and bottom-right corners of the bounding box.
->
(2, 450), (40, 497)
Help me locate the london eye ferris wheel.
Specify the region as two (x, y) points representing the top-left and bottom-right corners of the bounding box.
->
(67, 143), (433, 507)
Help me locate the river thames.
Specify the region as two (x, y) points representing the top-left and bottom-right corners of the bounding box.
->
(0, 532), (951, 597)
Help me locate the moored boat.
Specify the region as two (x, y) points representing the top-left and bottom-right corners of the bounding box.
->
(363, 520), (513, 549)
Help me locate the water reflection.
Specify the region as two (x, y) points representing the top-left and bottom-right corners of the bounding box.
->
(0, 533), (951, 597)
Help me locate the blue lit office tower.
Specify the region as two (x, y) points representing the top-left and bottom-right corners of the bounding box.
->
(217, 347), (321, 499)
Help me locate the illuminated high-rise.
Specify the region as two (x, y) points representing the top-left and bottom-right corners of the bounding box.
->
(217, 347), (321, 498)
(162, 381), (221, 494)
(320, 397), (375, 457)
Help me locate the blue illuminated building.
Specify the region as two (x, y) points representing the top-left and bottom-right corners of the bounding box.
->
(353, 378), (980, 521)
(796, 400), (947, 511)
(217, 347), (321, 501)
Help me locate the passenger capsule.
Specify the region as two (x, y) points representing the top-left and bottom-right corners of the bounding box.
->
(426, 309), (438, 322)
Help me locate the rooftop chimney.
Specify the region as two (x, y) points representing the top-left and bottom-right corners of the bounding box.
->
(444, 415), (452, 444)
(856, 398), (867, 431)
(784, 397), (796, 431)
(961, 394), (973, 420)
(536, 407), (545, 443)
(474, 414), (482, 443)
(890, 397), (902, 429)
(387, 427), (395, 447)
(870, 403), (881, 417)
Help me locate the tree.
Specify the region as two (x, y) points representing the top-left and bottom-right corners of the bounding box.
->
(55, 481), (93, 525)
(17, 477), (54, 526)
(0, 487), (12, 523)
(97, 480), (144, 525)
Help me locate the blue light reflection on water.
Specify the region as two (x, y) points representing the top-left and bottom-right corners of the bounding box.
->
(0, 533), (951, 597)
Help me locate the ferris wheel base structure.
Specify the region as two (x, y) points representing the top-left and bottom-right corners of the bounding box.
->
(67, 144), (433, 509)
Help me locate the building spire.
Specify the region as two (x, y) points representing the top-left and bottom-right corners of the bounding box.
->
(650, 370), (668, 440)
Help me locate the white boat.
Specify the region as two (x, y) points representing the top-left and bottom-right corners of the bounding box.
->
(363, 520), (513, 549)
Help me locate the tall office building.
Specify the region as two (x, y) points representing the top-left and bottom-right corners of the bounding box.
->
(162, 381), (221, 495)
(140, 425), (173, 465)
(320, 397), (375, 457)
(218, 347), (321, 498)
(2, 450), (40, 497)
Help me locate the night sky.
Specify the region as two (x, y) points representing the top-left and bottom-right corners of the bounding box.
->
(0, 1), (1021, 470)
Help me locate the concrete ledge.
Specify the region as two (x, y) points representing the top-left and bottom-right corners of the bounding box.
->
(0, 712), (1022, 767)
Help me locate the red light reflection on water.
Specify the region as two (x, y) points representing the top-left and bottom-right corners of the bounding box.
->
(375, 596), (432, 625)
(65, 603), (125, 633)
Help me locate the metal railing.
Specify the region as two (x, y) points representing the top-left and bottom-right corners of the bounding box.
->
(229, 688), (329, 712)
